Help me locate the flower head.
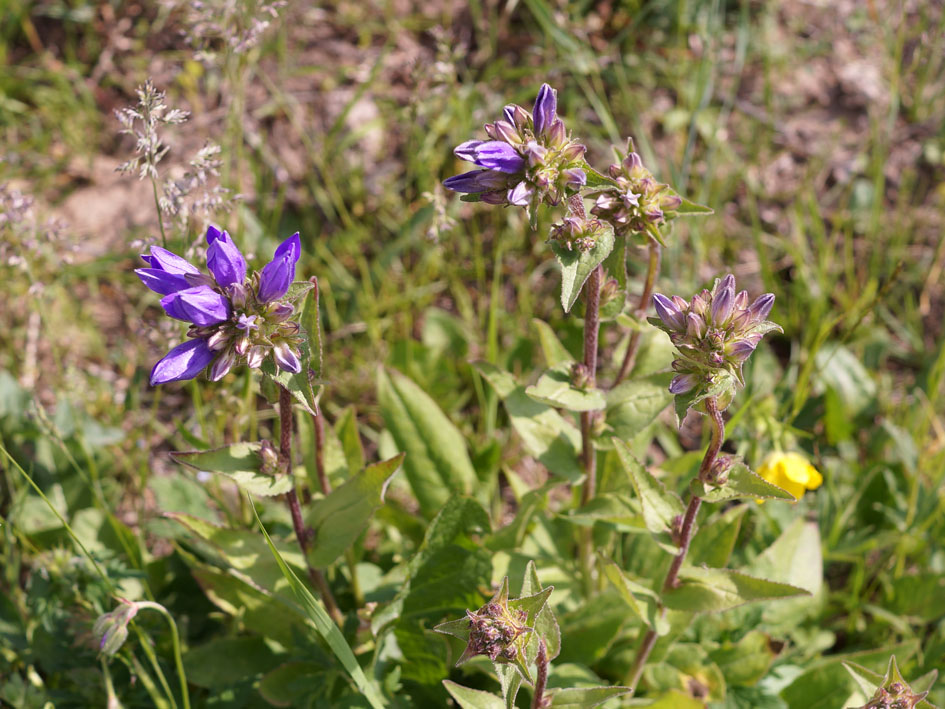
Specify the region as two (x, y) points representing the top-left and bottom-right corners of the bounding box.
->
(590, 139), (683, 236)
(651, 274), (781, 411)
(136, 226), (307, 385)
(444, 83), (587, 211)
(755, 452), (823, 503)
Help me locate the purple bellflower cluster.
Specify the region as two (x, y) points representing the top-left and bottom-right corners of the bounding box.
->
(650, 274), (781, 406)
(444, 84), (587, 210)
(136, 226), (305, 385)
(590, 140), (683, 237)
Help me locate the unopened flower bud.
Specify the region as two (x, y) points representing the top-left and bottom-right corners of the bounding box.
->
(273, 342), (301, 374)
(653, 293), (686, 331)
(269, 303), (294, 322)
(246, 345), (267, 369)
(493, 120), (520, 145)
(571, 362), (590, 388)
(229, 282), (248, 309)
(207, 329), (230, 351)
(208, 349), (236, 381)
(546, 119), (566, 147)
(259, 439), (281, 474)
(600, 278), (620, 305)
(93, 600), (138, 657)
(235, 336), (251, 356)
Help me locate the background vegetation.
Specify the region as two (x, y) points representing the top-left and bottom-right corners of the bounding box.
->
(1, 0), (944, 706)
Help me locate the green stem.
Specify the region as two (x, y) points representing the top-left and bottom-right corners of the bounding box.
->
(150, 177), (167, 248)
(135, 602), (191, 709)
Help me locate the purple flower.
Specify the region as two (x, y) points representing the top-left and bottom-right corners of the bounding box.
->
(507, 181), (534, 207)
(206, 227), (247, 288)
(454, 141), (525, 173)
(533, 83), (557, 137)
(653, 293), (685, 331)
(160, 286), (230, 326)
(138, 227), (309, 386)
(136, 246), (205, 295)
(150, 339), (217, 385)
(443, 169), (510, 194)
(669, 374), (698, 395)
(749, 293), (775, 321)
(257, 232), (301, 303)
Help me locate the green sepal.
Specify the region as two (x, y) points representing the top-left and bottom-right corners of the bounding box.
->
(671, 197), (713, 215)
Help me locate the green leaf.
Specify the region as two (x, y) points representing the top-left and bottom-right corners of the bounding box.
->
(259, 662), (331, 707)
(170, 442), (292, 497)
(549, 686), (633, 707)
(250, 500), (387, 709)
(520, 561), (561, 661)
(261, 341), (321, 416)
(601, 559), (655, 631)
(306, 454), (403, 567)
(556, 590), (629, 665)
(376, 368), (477, 516)
(443, 681), (505, 709)
(841, 661), (883, 698)
(709, 630), (777, 686)
(550, 225), (615, 313)
(299, 277), (323, 381)
(532, 318), (574, 368)
(601, 234), (627, 290)
(663, 567), (809, 613)
(183, 635), (282, 689)
(673, 197), (713, 215)
(613, 439), (684, 554)
(526, 364), (605, 412)
(605, 377), (672, 441)
(690, 460), (797, 503)
(581, 165), (619, 189)
(644, 690), (706, 708)
(750, 518), (823, 595)
(335, 406), (365, 474)
(475, 362), (583, 483)
(284, 280), (315, 304)
(687, 504), (748, 568)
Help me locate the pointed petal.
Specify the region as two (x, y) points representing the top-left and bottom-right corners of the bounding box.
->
(160, 286), (231, 326)
(150, 339), (215, 385)
(532, 83), (557, 137)
(205, 229), (247, 287)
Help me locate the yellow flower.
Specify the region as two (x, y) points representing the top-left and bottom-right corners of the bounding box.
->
(756, 452), (823, 503)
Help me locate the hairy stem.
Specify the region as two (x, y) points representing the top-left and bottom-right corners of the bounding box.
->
(625, 396), (725, 691)
(612, 237), (661, 387)
(532, 639), (549, 709)
(279, 386), (343, 626)
(578, 263), (603, 595)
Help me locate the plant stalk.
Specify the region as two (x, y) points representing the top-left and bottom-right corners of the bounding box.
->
(532, 638), (549, 709)
(136, 602), (191, 709)
(279, 386), (344, 626)
(612, 237), (661, 387)
(625, 396), (725, 691)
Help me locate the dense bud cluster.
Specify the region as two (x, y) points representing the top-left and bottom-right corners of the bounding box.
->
(548, 215), (606, 252)
(464, 601), (530, 662)
(590, 142), (682, 236)
(650, 274), (781, 398)
(444, 84), (587, 210)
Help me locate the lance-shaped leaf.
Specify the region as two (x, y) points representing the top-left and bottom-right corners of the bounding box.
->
(475, 362), (583, 483)
(519, 560), (560, 661)
(549, 686), (634, 707)
(601, 559), (664, 633)
(171, 442), (291, 497)
(614, 439), (684, 554)
(687, 504), (748, 568)
(526, 364), (605, 412)
(550, 224), (615, 313)
(580, 164), (619, 189)
(532, 318), (573, 368)
(377, 368), (477, 516)
(663, 567), (809, 613)
(305, 453), (403, 567)
(443, 681), (505, 709)
(690, 459), (797, 503)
